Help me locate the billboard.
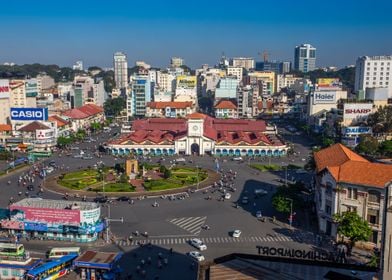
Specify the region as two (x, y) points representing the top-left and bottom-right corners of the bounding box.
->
(176, 76), (196, 89)
(342, 126), (372, 135)
(80, 208), (101, 224)
(317, 78), (341, 88)
(9, 206), (80, 225)
(0, 79), (10, 99)
(343, 103), (373, 119)
(313, 91), (336, 104)
(10, 107), (48, 121)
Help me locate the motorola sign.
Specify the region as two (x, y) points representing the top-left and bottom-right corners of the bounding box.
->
(10, 108), (48, 121)
(313, 91), (336, 104)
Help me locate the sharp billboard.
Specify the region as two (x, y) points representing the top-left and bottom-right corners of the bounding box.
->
(10, 107), (48, 121)
(343, 103), (373, 119)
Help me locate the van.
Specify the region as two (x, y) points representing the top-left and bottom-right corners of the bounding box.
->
(254, 189), (268, 197)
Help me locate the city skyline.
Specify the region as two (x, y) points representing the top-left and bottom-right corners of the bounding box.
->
(1, 0), (392, 68)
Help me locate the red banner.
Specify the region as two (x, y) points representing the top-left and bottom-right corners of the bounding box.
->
(10, 206), (80, 225)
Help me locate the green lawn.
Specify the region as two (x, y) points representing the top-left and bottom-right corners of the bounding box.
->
(58, 169), (101, 190)
(90, 183), (135, 192)
(250, 163), (281, 172)
(61, 169), (98, 180)
(143, 179), (183, 191)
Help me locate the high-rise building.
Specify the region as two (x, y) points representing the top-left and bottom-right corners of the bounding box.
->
(294, 44), (316, 72)
(127, 75), (152, 118)
(72, 61), (84, 71)
(171, 57), (184, 68)
(354, 56), (392, 97)
(255, 61), (291, 74)
(230, 57), (255, 70)
(113, 52), (128, 90)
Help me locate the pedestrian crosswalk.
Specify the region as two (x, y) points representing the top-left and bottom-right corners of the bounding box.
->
(168, 216), (207, 235)
(129, 233), (306, 247)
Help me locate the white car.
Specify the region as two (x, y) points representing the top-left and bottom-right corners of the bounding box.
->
(256, 211), (263, 219)
(224, 193), (232, 200)
(189, 238), (207, 251)
(232, 157), (243, 161)
(45, 167), (54, 174)
(175, 158), (186, 162)
(188, 251), (205, 262)
(254, 189), (268, 197)
(232, 230), (242, 238)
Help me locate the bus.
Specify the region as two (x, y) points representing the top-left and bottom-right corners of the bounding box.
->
(47, 247), (81, 259)
(0, 243), (25, 257)
(26, 254), (78, 280)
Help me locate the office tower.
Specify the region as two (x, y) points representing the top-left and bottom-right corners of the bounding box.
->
(230, 57), (255, 70)
(294, 44), (316, 72)
(113, 52), (128, 90)
(171, 57), (184, 68)
(354, 56), (392, 97)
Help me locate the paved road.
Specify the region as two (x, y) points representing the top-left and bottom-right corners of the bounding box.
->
(0, 124), (317, 265)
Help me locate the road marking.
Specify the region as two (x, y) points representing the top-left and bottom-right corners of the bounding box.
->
(168, 216), (207, 235)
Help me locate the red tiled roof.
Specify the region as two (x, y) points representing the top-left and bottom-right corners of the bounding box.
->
(214, 100), (237, 110)
(147, 101), (193, 109)
(314, 143), (368, 173)
(48, 115), (69, 127)
(62, 104), (103, 119)
(0, 124), (12, 132)
(133, 118), (187, 132)
(186, 112), (209, 119)
(18, 121), (50, 132)
(314, 143), (392, 188)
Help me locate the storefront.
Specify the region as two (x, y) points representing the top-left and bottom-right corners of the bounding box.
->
(0, 258), (41, 280)
(74, 251), (123, 280)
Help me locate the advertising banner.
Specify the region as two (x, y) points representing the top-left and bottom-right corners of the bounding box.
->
(0, 220), (25, 230)
(10, 107), (49, 121)
(343, 103), (373, 119)
(176, 76), (196, 89)
(80, 208), (101, 224)
(342, 126), (372, 135)
(317, 78), (341, 88)
(312, 91), (336, 104)
(10, 206), (80, 225)
(0, 79), (10, 99)
(24, 222), (48, 231)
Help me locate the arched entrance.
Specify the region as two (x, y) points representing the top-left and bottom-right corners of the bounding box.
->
(191, 143), (200, 155)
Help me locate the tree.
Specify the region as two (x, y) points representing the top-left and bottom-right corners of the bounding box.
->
(356, 135), (379, 155)
(321, 137), (335, 148)
(103, 97), (126, 117)
(119, 174), (129, 183)
(367, 106), (392, 135)
(333, 211), (372, 245)
(163, 169), (172, 179)
(57, 136), (72, 148)
(272, 184), (305, 213)
(272, 195), (291, 213)
(90, 122), (102, 132)
(379, 140), (392, 157)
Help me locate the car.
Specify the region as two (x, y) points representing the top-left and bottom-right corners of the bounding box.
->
(27, 185), (34, 191)
(224, 193), (232, 200)
(175, 158), (186, 162)
(45, 167), (54, 174)
(232, 157), (243, 161)
(188, 251), (205, 262)
(70, 147), (80, 150)
(116, 196), (129, 202)
(49, 161), (56, 167)
(73, 154), (83, 158)
(256, 211), (263, 219)
(189, 238), (207, 251)
(82, 156), (93, 160)
(94, 196), (108, 203)
(232, 230), (242, 238)
(241, 196), (249, 204)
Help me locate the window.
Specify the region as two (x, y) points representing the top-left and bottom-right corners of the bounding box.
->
(326, 182), (333, 195)
(366, 72), (370, 76)
(381, 62), (384, 65)
(374, 72), (377, 76)
(366, 82), (369, 85)
(325, 205), (331, 215)
(346, 206), (357, 213)
(367, 209), (379, 224)
(347, 187), (358, 199)
(367, 62), (370, 66)
(368, 190), (381, 203)
(366, 77), (369, 80)
(374, 77), (377, 80)
(381, 73), (384, 76)
(374, 68), (377, 71)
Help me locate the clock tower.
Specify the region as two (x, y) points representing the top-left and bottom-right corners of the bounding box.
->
(187, 113), (205, 137)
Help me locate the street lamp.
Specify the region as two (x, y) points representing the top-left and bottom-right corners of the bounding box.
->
(105, 204), (123, 243)
(196, 165), (199, 189)
(282, 163), (288, 186)
(285, 197), (293, 230)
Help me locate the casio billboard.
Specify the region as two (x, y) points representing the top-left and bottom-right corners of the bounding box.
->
(10, 108), (48, 121)
(313, 91), (336, 104)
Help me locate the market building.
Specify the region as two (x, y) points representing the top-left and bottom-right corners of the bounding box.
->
(313, 143), (392, 246)
(108, 113), (287, 156)
(0, 198), (104, 243)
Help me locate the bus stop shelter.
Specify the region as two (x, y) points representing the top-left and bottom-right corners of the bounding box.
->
(73, 251), (123, 280)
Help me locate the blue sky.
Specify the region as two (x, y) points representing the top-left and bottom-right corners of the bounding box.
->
(1, 0), (392, 69)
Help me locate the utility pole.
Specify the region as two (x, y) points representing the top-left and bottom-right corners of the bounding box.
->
(105, 204), (123, 243)
(196, 165), (199, 189)
(285, 198), (293, 230)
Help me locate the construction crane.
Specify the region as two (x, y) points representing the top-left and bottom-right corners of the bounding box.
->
(258, 50), (269, 62)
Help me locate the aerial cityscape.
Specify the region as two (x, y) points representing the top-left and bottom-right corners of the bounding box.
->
(0, 1), (392, 280)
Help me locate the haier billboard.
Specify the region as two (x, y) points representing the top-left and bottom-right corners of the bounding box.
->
(10, 108), (48, 121)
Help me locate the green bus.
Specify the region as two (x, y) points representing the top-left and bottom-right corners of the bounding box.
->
(0, 243), (25, 257)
